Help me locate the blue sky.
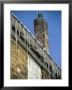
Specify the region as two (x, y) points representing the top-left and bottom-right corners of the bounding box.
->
(11, 11), (61, 68)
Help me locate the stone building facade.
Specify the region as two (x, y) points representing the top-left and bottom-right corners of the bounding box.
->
(10, 13), (61, 79)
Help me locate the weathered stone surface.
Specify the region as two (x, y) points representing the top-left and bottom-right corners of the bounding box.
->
(10, 37), (28, 79)
(28, 55), (42, 79)
(41, 68), (50, 79)
(10, 13), (61, 79)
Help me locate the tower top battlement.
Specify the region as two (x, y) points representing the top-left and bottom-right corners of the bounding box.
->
(37, 13), (44, 19)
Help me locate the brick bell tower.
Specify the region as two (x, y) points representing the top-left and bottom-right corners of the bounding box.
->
(34, 13), (49, 54)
